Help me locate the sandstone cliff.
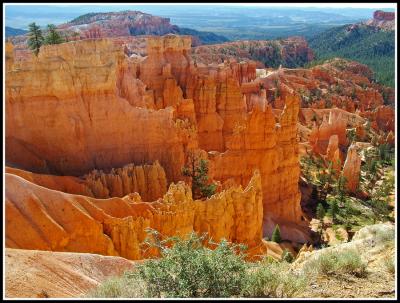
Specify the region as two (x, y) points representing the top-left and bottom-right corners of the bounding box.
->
(6, 161), (167, 202)
(342, 144), (362, 194)
(6, 36), (304, 242)
(5, 170), (264, 260)
(6, 38), (193, 183)
(363, 10), (395, 31)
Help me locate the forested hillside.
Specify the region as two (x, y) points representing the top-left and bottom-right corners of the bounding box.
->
(5, 26), (28, 38)
(308, 24), (394, 87)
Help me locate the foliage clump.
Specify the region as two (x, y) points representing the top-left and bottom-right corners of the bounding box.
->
(281, 250), (294, 263)
(182, 152), (217, 199)
(44, 24), (65, 45)
(271, 225), (281, 243)
(316, 203), (326, 220)
(27, 22), (44, 56)
(303, 249), (367, 277)
(91, 229), (307, 298)
(301, 146), (394, 234)
(138, 230), (247, 298)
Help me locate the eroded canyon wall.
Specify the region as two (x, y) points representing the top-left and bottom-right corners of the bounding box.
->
(6, 35), (305, 242)
(6, 39), (193, 183)
(6, 161), (167, 202)
(5, 170), (264, 260)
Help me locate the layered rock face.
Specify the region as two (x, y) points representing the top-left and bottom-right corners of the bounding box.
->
(5, 170), (264, 260)
(209, 94), (303, 237)
(6, 161), (167, 202)
(58, 11), (179, 37)
(82, 162), (167, 200)
(137, 36), (304, 235)
(373, 10), (395, 21)
(363, 10), (395, 31)
(6, 35), (305, 248)
(308, 110), (348, 155)
(6, 39), (192, 183)
(341, 144), (362, 193)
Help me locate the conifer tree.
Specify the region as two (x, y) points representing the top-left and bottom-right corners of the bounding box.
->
(27, 22), (44, 56)
(271, 225), (281, 243)
(329, 199), (339, 223)
(316, 203), (326, 220)
(44, 24), (64, 45)
(182, 152), (217, 199)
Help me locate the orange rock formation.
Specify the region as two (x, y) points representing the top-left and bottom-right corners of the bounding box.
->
(308, 110), (348, 155)
(5, 248), (135, 298)
(6, 161), (167, 201)
(5, 170), (264, 260)
(341, 144), (362, 193)
(6, 36), (305, 243)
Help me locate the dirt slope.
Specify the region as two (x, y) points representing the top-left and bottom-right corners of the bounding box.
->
(5, 248), (135, 298)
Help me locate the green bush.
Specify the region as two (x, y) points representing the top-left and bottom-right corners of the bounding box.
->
(91, 230), (307, 298)
(316, 203), (326, 220)
(138, 233), (248, 297)
(383, 255), (395, 275)
(327, 198), (339, 223)
(374, 226), (395, 244)
(89, 275), (146, 298)
(281, 250), (294, 263)
(44, 24), (64, 45)
(243, 261), (306, 297)
(303, 249), (367, 277)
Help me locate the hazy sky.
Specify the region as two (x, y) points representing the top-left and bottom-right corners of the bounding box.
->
(4, 3), (396, 29)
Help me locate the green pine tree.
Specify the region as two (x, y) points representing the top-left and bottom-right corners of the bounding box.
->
(335, 175), (348, 204)
(27, 22), (44, 56)
(271, 225), (281, 243)
(329, 199), (339, 223)
(44, 24), (64, 45)
(182, 153), (216, 200)
(316, 203), (326, 220)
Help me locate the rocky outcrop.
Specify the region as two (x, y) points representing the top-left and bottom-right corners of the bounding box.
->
(192, 36), (314, 68)
(308, 110), (348, 155)
(374, 105), (395, 133)
(261, 58), (387, 117)
(5, 248), (135, 298)
(342, 144), (362, 193)
(363, 10), (395, 31)
(294, 223), (395, 298)
(209, 93), (305, 241)
(6, 39), (193, 183)
(59, 11), (179, 38)
(373, 10), (395, 21)
(6, 35), (306, 244)
(83, 161), (167, 201)
(325, 135), (342, 173)
(5, 170), (264, 260)
(293, 223), (395, 272)
(6, 161), (167, 201)
(10, 10), (228, 47)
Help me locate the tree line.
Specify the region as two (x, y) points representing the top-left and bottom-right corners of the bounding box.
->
(27, 22), (71, 56)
